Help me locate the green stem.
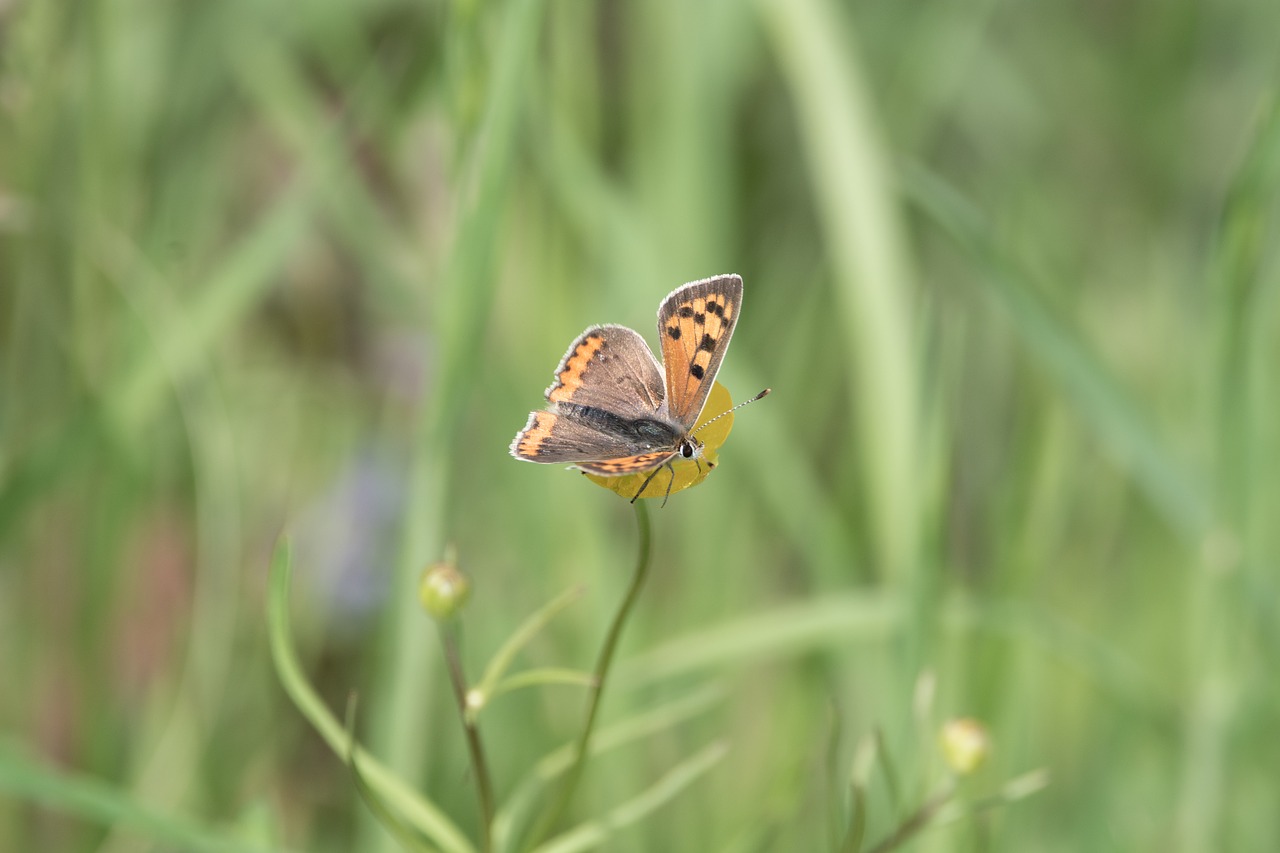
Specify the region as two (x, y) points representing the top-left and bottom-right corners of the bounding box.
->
(531, 500), (653, 844)
(865, 783), (954, 853)
(441, 625), (495, 852)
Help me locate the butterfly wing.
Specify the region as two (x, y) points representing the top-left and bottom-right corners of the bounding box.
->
(657, 274), (742, 428)
(576, 450), (677, 476)
(512, 324), (672, 466)
(510, 410), (653, 464)
(544, 324), (666, 414)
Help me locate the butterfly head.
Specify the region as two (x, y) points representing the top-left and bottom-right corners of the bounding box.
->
(678, 435), (704, 463)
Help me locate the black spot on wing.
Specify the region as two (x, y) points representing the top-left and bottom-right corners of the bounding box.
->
(667, 325), (681, 340)
(678, 305), (695, 318)
(694, 312), (705, 324)
(699, 333), (715, 352)
(690, 364), (705, 379)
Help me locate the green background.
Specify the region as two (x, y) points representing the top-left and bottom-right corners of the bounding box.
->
(3, 0), (1279, 850)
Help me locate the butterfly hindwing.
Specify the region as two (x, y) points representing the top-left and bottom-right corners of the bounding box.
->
(657, 274), (742, 428)
(510, 410), (652, 464)
(576, 450), (677, 476)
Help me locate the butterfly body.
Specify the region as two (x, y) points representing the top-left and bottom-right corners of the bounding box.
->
(511, 274), (743, 500)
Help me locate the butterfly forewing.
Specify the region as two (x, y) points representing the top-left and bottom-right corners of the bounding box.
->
(544, 325), (666, 414)
(657, 275), (742, 428)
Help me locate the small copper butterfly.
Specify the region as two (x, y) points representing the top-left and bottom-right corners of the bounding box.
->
(511, 274), (757, 503)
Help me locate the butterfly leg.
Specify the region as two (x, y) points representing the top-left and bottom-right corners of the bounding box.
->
(631, 466), (665, 504)
(659, 463), (678, 508)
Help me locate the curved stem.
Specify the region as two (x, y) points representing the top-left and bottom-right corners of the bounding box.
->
(441, 625), (495, 852)
(531, 500), (653, 843)
(865, 783), (955, 853)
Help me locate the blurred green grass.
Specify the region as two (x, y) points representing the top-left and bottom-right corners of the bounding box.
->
(2, 0), (1279, 850)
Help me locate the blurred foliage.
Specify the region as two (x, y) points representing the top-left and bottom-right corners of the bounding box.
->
(2, 0), (1279, 850)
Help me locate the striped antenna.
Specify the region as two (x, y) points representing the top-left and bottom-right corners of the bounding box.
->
(692, 388), (772, 436)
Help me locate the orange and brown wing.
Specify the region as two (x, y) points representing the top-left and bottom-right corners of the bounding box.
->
(544, 325), (665, 415)
(576, 450), (676, 476)
(510, 410), (649, 465)
(656, 274), (742, 427)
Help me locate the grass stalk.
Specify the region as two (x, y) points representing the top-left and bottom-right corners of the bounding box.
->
(440, 626), (496, 852)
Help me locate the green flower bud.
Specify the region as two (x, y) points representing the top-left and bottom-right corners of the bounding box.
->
(419, 561), (470, 621)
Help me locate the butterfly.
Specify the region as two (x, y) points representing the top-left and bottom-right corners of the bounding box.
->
(510, 274), (746, 504)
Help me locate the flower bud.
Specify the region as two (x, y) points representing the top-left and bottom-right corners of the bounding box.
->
(940, 718), (990, 776)
(419, 561), (470, 621)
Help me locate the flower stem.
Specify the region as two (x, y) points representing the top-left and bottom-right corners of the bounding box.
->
(441, 624), (495, 852)
(531, 499), (653, 843)
(865, 782), (955, 853)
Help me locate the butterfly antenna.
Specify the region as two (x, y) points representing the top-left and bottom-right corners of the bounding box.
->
(691, 388), (772, 436)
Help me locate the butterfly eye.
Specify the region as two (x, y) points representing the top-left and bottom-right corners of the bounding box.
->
(680, 441), (695, 459)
